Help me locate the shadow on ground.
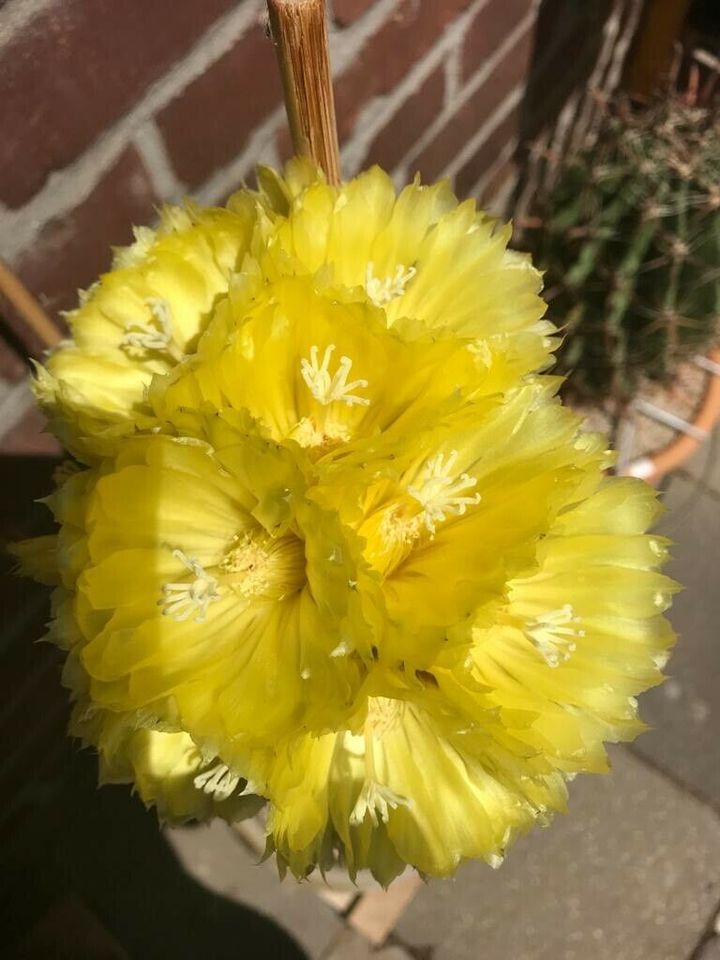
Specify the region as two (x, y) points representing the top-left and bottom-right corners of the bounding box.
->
(1, 748), (309, 959)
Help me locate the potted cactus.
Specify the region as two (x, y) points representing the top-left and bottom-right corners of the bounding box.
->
(524, 86), (720, 478)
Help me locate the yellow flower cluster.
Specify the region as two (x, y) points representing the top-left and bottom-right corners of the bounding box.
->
(17, 161), (676, 884)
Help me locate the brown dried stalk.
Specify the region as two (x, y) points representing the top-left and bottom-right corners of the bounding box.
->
(267, 0), (341, 185)
(0, 258), (60, 350)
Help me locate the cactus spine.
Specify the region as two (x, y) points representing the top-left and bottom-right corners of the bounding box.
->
(526, 93), (720, 402)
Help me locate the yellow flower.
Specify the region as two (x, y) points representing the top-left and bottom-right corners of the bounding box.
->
(259, 473), (675, 884)
(35, 199), (257, 459)
(18, 422), (375, 774)
(71, 702), (264, 825)
(15, 162), (677, 885)
(245, 161), (556, 389)
(151, 273), (481, 455)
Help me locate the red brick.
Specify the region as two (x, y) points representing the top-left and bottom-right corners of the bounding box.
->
(1, 405), (61, 456)
(334, 0), (474, 142)
(333, 0), (378, 26)
(407, 25), (533, 182)
(0, 0), (237, 208)
(462, 0), (534, 80)
(10, 148), (158, 357)
(363, 65), (445, 172)
(158, 24), (282, 189)
(455, 103), (520, 196)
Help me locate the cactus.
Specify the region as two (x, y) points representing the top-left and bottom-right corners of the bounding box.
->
(525, 93), (720, 402)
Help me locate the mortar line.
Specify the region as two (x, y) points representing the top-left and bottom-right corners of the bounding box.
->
(0, 0), (265, 262)
(687, 894), (720, 960)
(343, 0), (491, 177)
(393, 6), (537, 184)
(625, 743), (720, 819)
(194, 108), (286, 205)
(132, 120), (184, 202)
(439, 83), (524, 183)
(0, 0), (56, 46)
(467, 136), (518, 200)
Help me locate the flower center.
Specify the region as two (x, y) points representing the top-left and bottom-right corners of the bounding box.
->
(349, 779), (410, 826)
(365, 262), (417, 307)
(525, 605), (585, 667)
(347, 698), (411, 826)
(367, 696), (406, 738)
(288, 416), (351, 449)
(408, 450), (481, 536)
(159, 549), (221, 623)
(300, 344), (369, 407)
(119, 298), (182, 361)
(220, 531), (305, 601)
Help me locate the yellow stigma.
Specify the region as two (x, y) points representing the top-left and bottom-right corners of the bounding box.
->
(220, 531), (305, 601)
(408, 450), (481, 536)
(300, 344), (369, 407)
(365, 262), (417, 307)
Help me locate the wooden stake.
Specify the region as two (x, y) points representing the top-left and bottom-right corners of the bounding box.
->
(267, 0), (341, 185)
(0, 259), (60, 350)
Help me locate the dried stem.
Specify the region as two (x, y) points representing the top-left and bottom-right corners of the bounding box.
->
(0, 259), (60, 350)
(267, 0), (341, 185)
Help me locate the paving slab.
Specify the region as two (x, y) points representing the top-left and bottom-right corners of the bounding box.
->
(166, 820), (343, 958)
(699, 912), (720, 959)
(632, 473), (720, 806)
(347, 872), (424, 945)
(698, 935), (720, 960)
(677, 424), (720, 497)
(322, 928), (413, 959)
(394, 747), (720, 960)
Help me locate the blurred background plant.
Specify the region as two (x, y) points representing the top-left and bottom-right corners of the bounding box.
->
(524, 84), (720, 404)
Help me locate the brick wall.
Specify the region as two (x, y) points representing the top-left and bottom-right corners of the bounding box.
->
(0, 0), (629, 454)
(0, 0), (542, 353)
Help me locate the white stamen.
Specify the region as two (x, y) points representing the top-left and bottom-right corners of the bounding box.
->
(526, 605), (585, 667)
(300, 344), (369, 407)
(349, 780), (411, 827)
(159, 549), (221, 623)
(120, 298), (179, 359)
(330, 639), (352, 658)
(193, 763), (240, 801)
(365, 262), (417, 307)
(408, 450), (481, 535)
